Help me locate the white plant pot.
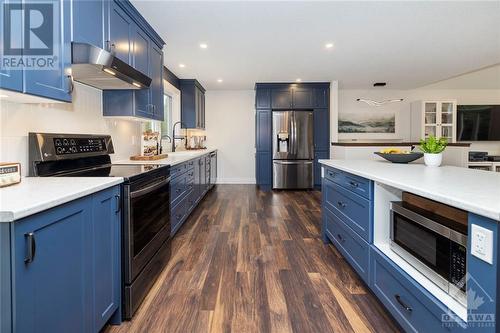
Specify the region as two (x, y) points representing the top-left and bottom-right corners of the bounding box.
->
(424, 153), (443, 167)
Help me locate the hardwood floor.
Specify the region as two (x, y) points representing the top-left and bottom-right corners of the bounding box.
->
(106, 185), (400, 333)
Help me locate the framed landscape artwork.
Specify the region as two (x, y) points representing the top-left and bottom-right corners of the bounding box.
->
(338, 112), (400, 140)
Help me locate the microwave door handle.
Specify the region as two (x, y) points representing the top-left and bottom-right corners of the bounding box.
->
(129, 177), (170, 199)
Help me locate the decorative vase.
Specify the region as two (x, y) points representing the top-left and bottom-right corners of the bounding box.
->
(424, 153), (443, 167)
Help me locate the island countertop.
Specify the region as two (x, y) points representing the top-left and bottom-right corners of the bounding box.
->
(319, 159), (500, 221)
(0, 177), (124, 222)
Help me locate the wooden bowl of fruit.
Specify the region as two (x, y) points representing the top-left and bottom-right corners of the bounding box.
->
(374, 148), (423, 164)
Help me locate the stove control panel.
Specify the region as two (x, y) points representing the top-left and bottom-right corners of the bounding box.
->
(53, 137), (107, 155)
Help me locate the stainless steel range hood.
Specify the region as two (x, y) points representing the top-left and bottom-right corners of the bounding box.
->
(71, 42), (152, 90)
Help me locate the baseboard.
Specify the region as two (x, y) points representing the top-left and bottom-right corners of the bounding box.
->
(216, 178), (256, 184)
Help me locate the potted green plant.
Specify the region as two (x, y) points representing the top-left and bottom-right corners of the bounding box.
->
(419, 135), (448, 167)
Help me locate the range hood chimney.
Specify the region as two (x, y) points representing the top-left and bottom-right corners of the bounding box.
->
(71, 42), (151, 90)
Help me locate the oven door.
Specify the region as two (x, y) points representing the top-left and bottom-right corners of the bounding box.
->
(123, 176), (171, 283)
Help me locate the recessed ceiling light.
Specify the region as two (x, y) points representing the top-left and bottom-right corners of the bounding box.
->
(295, 78), (302, 82)
(179, 63), (186, 68)
(325, 43), (334, 49)
(199, 43), (208, 49)
(217, 79), (223, 83)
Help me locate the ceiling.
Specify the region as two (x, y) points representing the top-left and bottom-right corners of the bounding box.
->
(131, 1), (500, 90)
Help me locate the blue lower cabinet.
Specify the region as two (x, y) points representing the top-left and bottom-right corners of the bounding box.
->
(323, 207), (370, 284)
(256, 151), (272, 189)
(11, 186), (121, 333)
(91, 187), (121, 329)
(322, 178), (372, 242)
(14, 198), (93, 333)
(370, 246), (462, 333)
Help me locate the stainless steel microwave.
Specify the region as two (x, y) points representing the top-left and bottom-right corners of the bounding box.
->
(390, 201), (467, 305)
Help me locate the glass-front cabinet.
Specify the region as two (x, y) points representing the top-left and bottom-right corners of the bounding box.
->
(411, 100), (457, 142)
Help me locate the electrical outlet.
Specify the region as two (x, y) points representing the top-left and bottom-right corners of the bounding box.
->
(471, 224), (494, 264)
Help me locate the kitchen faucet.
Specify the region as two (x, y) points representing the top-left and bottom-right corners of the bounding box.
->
(172, 121), (187, 152)
(159, 135), (171, 154)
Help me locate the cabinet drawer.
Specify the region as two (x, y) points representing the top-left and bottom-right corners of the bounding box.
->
(324, 167), (344, 185)
(323, 180), (372, 242)
(186, 159), (195, 170)
(171, 173), (191, 205)
(371, 248), (455, 333)
(324, 208), (370, 284)
(171, 162), (188, 179)
(171, 195), (188, 235)
(341, 172), (372, 200)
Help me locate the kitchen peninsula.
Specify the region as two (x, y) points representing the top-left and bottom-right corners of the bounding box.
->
(319, 159), (500, 332)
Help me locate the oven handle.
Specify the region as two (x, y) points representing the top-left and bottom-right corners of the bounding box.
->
(130, 177), (171, 199)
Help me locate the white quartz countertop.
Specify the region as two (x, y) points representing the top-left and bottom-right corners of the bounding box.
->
(0, 177), (123, 222)
(113, 148), (217, 166)
(319, 159), (500, 221)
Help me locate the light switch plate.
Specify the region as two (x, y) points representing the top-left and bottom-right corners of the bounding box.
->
(471, 224), (494, 265)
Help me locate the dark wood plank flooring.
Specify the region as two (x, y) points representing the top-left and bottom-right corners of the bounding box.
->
(106, 185), (400, 333)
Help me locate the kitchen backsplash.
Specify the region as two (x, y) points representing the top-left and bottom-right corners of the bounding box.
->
(0, 83), (142, 176)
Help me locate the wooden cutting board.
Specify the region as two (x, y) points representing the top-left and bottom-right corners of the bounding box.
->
(130, 154), (168, 161)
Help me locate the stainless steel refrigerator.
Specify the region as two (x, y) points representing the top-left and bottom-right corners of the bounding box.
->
(272, 110), (314, 189)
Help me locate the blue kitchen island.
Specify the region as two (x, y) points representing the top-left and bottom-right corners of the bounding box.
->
(320, 159), (500, 333)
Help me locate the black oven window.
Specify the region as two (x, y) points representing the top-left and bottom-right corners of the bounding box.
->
(131, 182), (170, 257)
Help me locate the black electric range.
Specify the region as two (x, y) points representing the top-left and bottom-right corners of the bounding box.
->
(28, 132), (171, 320)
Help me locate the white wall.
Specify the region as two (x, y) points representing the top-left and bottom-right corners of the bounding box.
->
(0, 83), (142, 176)
(205, 90), (255, 184)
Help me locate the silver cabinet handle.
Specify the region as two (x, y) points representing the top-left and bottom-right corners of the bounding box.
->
(115, 195), (121, 214)
(349, 181), (359, 188)
(24, 232), (36, 264)
(337, 201), (346, 208)
(130, 177), (170, 198)
(395, 295), (412, 312)
(67, 75), (74, 94)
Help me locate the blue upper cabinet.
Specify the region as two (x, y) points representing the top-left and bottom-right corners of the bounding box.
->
(271, 88), (292, 109)
(180, 79), (206, 129)
(71, 0), (108, 49)
(255, 88), (271, 109)
(256, 109), (272, 151)
(23, 0), (72, 102)
(292, 87), (314, 108)
(0, 0), (23, 92)
(108, 1), (133, 64)
(149, 43), (164, 121)
(102, 0), (165, 121)
(315, 87), (329, 108)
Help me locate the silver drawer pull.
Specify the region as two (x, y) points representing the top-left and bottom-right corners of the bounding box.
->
(349, 181), (359, 188)
(336, 234), (345, 243)
(337, 201), (346, 208)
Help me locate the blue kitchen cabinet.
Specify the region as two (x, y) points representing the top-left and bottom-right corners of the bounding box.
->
(271, 88), (292, 109)
(13, 197), (93, 333)
(132, 27), (152, 119)
(108, 0), (133, 64)
(180, 80), (206, 129)
(292, 87), (314, 108)
(8, 186), (121, 333)
(314, 150), (329, 187)
(256, 151), (272, 189)
(91, 187), (121, 330)
(23, 0), (72, 102)
(0, 0), (23, 92)
(315, 87), (329, 108)
(255, 88), (271, 109)
(256, 109), (272, 152)
(149, 43), (164, 121)
(71, 0), (108, 49)
(314, 108), (330, 150)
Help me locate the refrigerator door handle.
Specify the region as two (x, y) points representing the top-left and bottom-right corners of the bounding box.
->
(274, 160), (313, 165)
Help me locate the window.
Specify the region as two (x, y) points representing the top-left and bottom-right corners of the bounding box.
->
(142, 94), (173, 153)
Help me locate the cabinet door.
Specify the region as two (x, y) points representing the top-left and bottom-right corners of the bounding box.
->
(14, 198), (92, 333)
(109, 1), (132, 64)
(255, 88), (271, 109)
(256, 151), (272, 187)
(72, 0), (107, 49)
(314, 108), (330, 150)
(271, 88), (292, 109)
(314, 150), (329, 187)
(132, 27), (151, 118)
(193, 158), (201, 203)
(91, 187), (121, 331)
(0, 0), (23, 92)
(423, 102), (438, 139)
(256, 110), (272, 152)
(292, 87), (314, 108)
(150, 43), (164, 121)
(199, 157), (206, 197)
(315, 87), (329, 108)
(439, 101), (456, 142)
(24, 0), (72, 102)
